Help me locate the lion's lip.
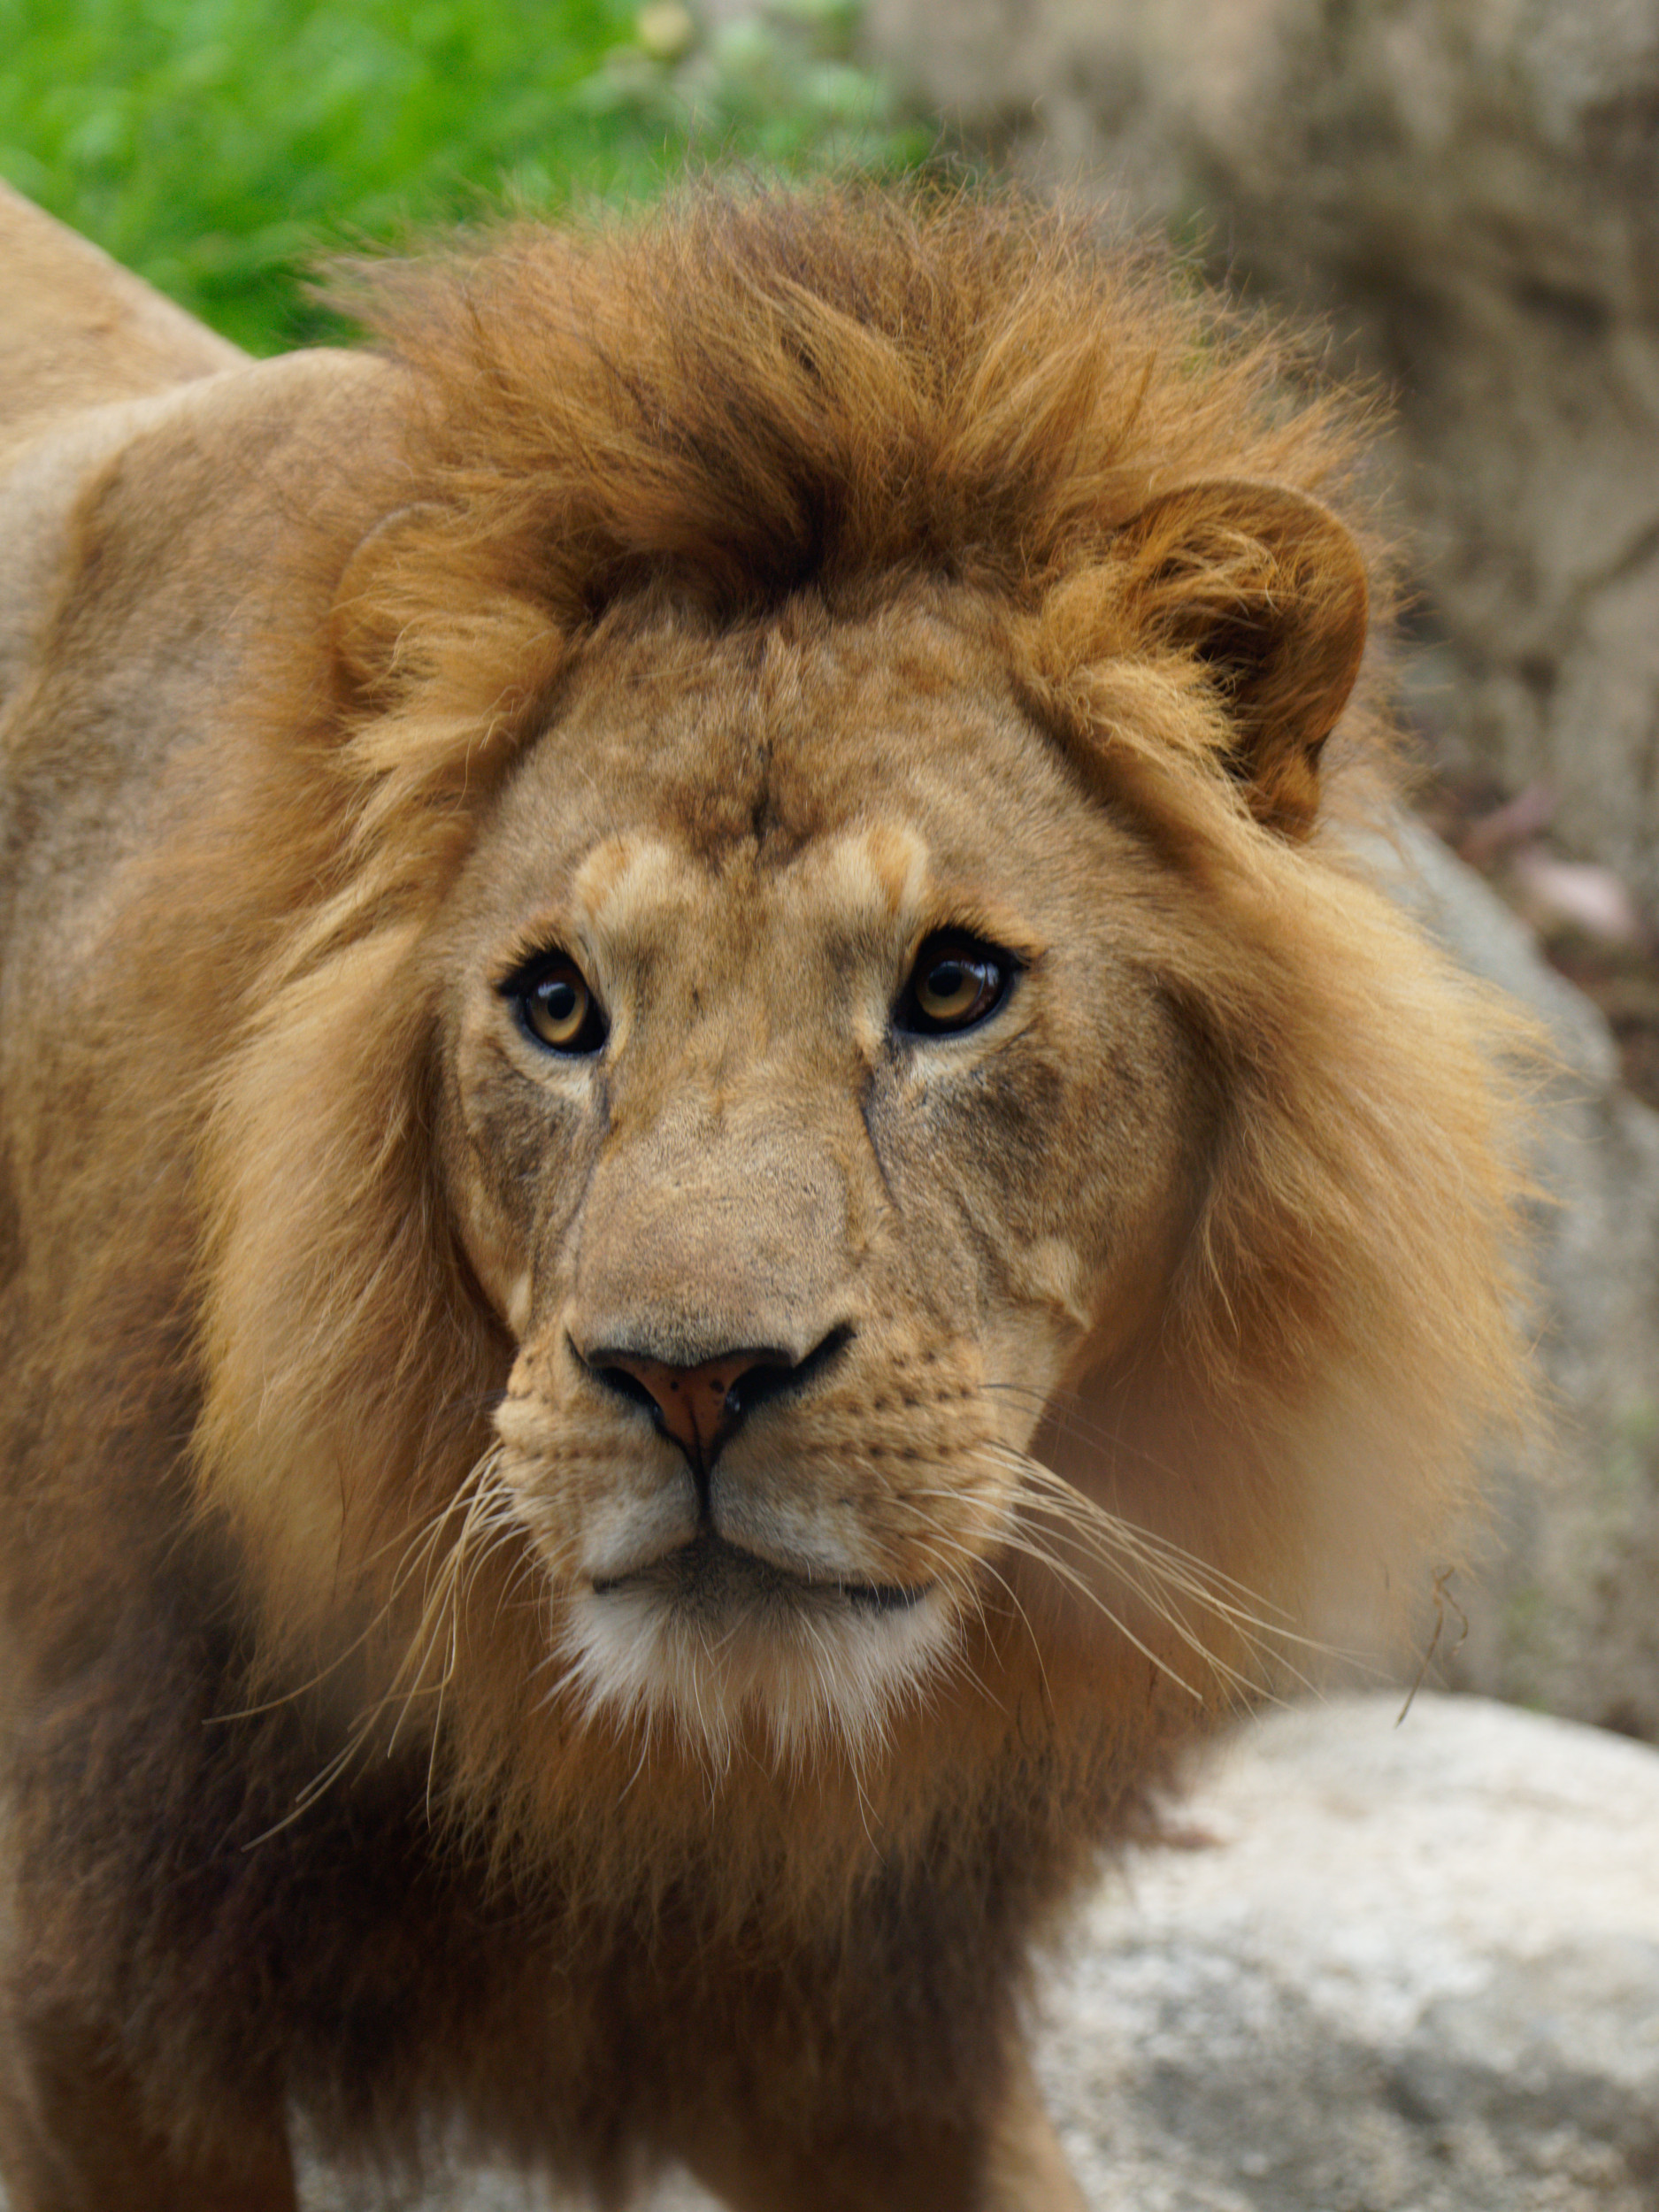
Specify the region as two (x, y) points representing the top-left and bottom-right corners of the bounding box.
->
(589, 1532), (931, 1613)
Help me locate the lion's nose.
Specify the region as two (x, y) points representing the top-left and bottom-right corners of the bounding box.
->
(586, 1325), (852, 1471)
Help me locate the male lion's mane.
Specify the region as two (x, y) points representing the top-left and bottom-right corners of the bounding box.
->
(2, 187), (1531, 2185)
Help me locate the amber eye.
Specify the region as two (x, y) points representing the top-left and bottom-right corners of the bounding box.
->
(896, 933), (1014, 1038)
(511, 955), (608, 1056)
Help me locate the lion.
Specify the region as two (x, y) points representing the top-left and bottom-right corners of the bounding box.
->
(0, 178), (1529, 2210)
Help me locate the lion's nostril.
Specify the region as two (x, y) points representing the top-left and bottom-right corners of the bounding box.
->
(595, 1362), (663, 1418)
(722, 1322), (853, 1421)
(586, 1325), (854, 1469)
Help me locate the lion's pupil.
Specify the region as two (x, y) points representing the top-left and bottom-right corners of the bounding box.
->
(928, 961), (970, 1010)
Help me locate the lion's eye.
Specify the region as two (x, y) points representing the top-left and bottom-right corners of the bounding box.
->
(896, 933), (1014, 1038)
(513, 956), (608, 1056)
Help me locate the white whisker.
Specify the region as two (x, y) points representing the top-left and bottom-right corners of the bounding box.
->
(242, 1446), (525, 1848)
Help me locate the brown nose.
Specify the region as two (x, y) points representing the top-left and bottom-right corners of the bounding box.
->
(599, 1350), (780, 1466)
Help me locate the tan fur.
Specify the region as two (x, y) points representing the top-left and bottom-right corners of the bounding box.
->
(0, 183), (1531, 2209)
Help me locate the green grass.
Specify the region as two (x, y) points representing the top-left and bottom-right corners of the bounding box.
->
(0, 0), (926, 351)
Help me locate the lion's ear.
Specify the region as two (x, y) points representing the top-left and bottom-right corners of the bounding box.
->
(329, 504), (446, 700)
(1125, 480), (1370, 839)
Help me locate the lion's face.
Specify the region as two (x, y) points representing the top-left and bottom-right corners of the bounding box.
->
(432, 588), (1203, 1758)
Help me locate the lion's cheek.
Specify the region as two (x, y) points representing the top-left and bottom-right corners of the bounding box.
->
(464, 1224), (534, 1339)
(975, 1292), (1086, 1448)
(866, 1052), (1194, 1416)
(439, 1042), (599, 1342)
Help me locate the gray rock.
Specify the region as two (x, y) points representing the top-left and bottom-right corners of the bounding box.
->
(1356, 822), (1659, 1740)
(1038, 1692), (1659, 2211)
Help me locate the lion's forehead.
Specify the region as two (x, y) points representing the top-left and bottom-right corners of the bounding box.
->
(476, 601), (1087, 997)
(568, 821), (933, 964)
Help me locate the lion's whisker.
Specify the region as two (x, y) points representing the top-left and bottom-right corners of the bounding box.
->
(979, 1380), (1273, 1503)
(901, 1462), (1293, 1704)
(987, 1529), (1221, 1701)
(902, 1524), (1048, 1716)
(242, 1449), (523, 1840)
(983, 1448), (1340, 1654)
(995, 1502), (1322, 1695)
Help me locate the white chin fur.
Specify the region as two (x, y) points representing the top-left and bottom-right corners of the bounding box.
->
(554, 1579), (953, 1771)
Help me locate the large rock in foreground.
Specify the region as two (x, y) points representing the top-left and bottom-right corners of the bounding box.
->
(1042, 1692), (1659, 2210)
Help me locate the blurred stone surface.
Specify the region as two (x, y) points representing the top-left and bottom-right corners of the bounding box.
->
(1041, 1693), (1659, 2212)
(1364, 821), (1659, 1739)
(300, 1694), (1659, 2209)
(864, 0), (1659, 917)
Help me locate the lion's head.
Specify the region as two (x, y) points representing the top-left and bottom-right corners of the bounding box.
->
(154, 191), (1530, 1885)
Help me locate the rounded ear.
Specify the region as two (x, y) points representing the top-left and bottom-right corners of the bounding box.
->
(1125, 479), (1370, 839)
(329, 503), (447, 700)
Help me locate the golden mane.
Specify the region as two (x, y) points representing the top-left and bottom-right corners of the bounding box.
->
(186, 186), (1528, 1858)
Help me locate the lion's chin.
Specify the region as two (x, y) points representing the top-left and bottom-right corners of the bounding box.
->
(557, 1535), (952, 1769)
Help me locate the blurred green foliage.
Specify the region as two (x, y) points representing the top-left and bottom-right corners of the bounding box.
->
(0, 0), (927, 352)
